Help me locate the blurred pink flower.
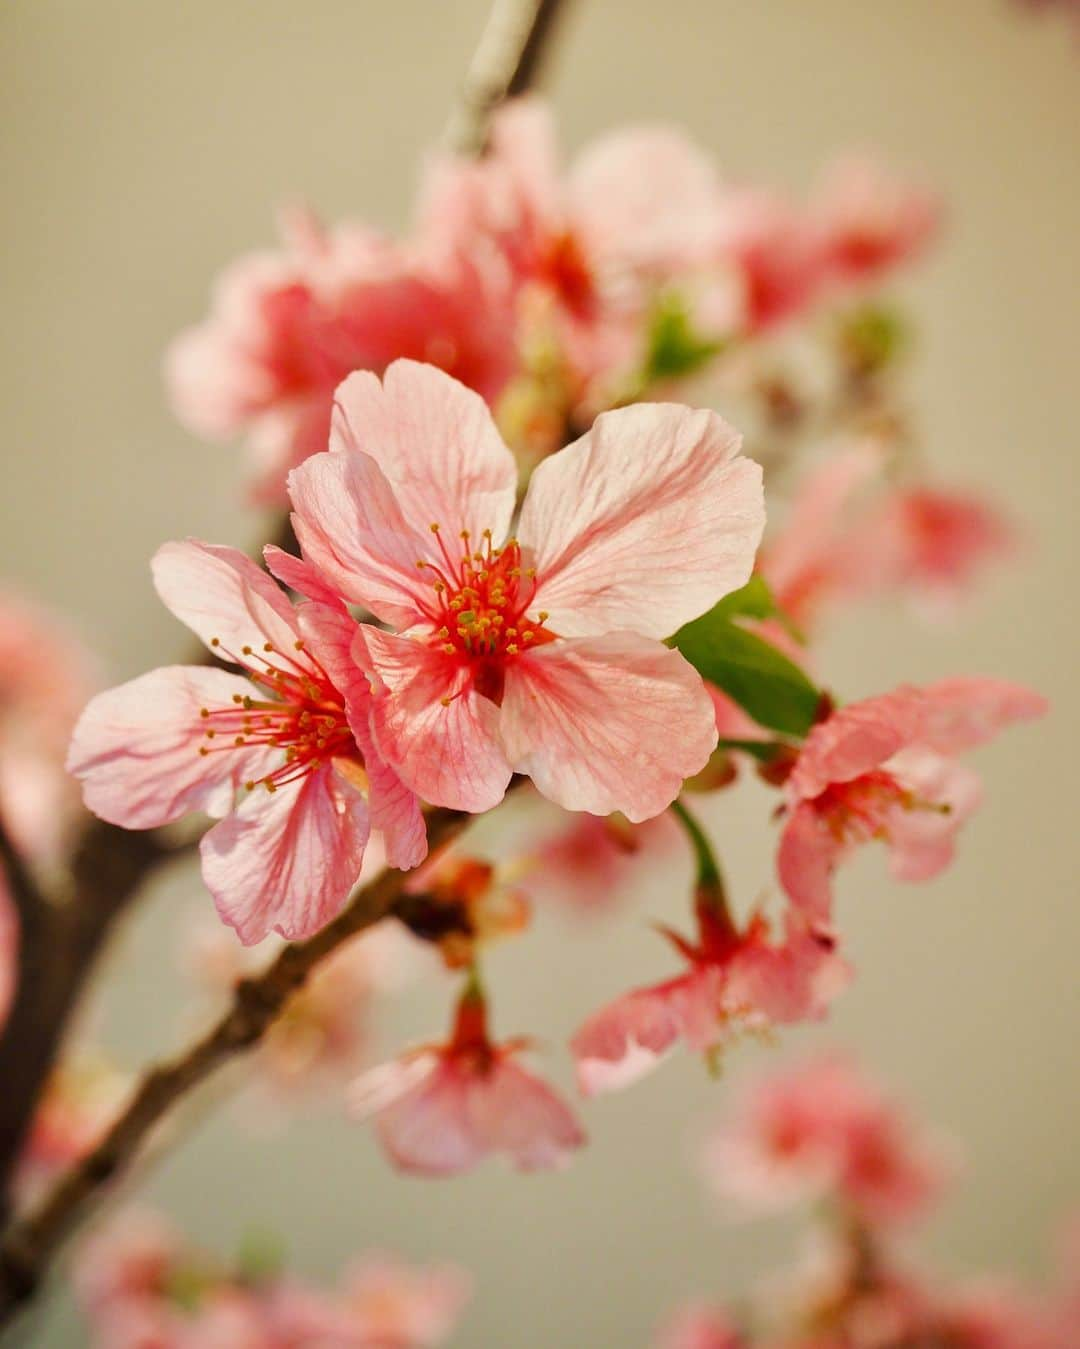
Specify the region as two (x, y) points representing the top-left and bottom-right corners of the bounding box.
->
(290, 360), (762, 821)
(654, 1302), (745, 1349)
(0, 586), (98, 865)
(777, 678), (1046, 928)
(17, 1053), (130, 1203)
(68, 541), (425, 945)
(811, 155), (942, 288)
(423, 98), (728, 394)
(348, 984), (584, 1176)
(714, 188), (827, 332)
(703, 1055), (951, 1228)
(273, 1254), (472, 1348)
(166, 207), (516, 503)
(571, 904), (849, 1095)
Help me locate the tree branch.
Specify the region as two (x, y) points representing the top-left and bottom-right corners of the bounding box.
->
(0, 807), (470, 1324)
(445, 0), (574, 153)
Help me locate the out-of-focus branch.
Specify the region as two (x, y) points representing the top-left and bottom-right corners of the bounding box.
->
(445, 0), (574, 153)
(0, 807), (469, 1325)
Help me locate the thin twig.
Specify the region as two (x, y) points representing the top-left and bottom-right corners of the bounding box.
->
(0, 808), (469, 1323)
(444, 0), (574, 153)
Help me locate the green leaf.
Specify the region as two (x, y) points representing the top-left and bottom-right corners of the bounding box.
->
(670, 598), (821, 738)
(706, 574), (777, 623)
(642, 293), (725, 383)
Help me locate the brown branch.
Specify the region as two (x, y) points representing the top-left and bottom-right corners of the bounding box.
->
(444, 0), (575, 153)
(0, 807), (470, 1324)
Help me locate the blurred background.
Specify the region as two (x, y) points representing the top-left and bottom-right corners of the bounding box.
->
(1, 1), (1077, 1343)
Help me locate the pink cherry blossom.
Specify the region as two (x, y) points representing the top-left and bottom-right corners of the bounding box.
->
(571, 903), (850, 1095)
(811, 155), (942, 288)
(423, 98), (730, 398)
(517, 794), (679, 916)
(288, 359), (763, 821)
(348, 984), (584, 1176)
(166, 207), (516, 503)
(777, 678), (1047, 928)
(68, 541), (425, 945)
(654, 1302), (745, 1349)
(714, 188), (827, 332)
(273, 1254), (472, 1348)
(0, 586), (98, 866)
(703, 1055), (951, 1228)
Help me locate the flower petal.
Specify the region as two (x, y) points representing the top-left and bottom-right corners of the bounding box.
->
(568, 125), (721, 275)
(262, 544), (347, 611)
(200, 761), (370, 945)
(151, 540), (300, 660)
(298, 604), (428, 869)
(914, 677), (1047, 755)
(67, 666), (267, 829)
(776, 802), (843, 928)
(469, 1059), (585, 1170)
(354, 627), (513, 814)
(372, 1061), (484, 1177)
(787, 687), (925, 803)
(499, 634), (716, 821)
(518, 403), (763, 639)
(330, 361), (518, 545)
(288, 447), (433, 629)
(571, 979), (688, 1095)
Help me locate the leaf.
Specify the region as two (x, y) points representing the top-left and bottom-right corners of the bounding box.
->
(642, 293), (725, 383)
(670, 595), (821, 738)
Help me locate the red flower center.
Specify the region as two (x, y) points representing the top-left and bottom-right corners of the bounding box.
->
(416, 525), (557, 703)
(198, 637), (359, 794)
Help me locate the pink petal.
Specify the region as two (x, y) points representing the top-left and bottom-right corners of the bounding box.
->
(200, 762), (370, 944)
(298, 605), (427, 869)
(568, 125), (721, 275)
(787, 687), (925, 802)
(518, 403), (763, 639)
(731, 913), (851, 1024)
(499, 634), (716, 821)
(151, 540), (300, 660)
(370, 1060), (485, 1177)
(354, 627), (513, 814)
(488, 97), (562, 224)
(329, 361), (518, 546)
(571, 978), (690, 1095)
(288, 448), (433, 629)
(776, 802), (843, 928)
(884, 747), (983, 883)
(67, 666), (268, 829)
(914, 677), (1048, 755)
(469, 1058), (585, 1170)
(262, 544), (347, 611)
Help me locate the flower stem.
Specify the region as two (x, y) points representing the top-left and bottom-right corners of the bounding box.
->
(669, 797), (736, 940)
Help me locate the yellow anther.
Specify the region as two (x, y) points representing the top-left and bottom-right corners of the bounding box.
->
(482, 528), (492, 539)
(201, 707), (211, 717)
(242, 645), (253, 656)
(440, 696), (452, 707)
(443, 643), (456, 654)
(437, 626), (450, 638)
(294, 639), (304, 651)
(416, 560), (427, 570)
(234, 735), (246, 746)
(522, 631), (535, 642)
(210, 637), (220, 647)
(430, 522), (441, 533)
(206, 730), (216, 740)
(263, 642), (274, 653)
(245, 781), (255, 792)
(199, 747), (210, 757)
(266, 781), (277, 793)
(525, 568), (537, 579)
(460, 529), (471, 541)
(538, 611), (549, 622)
(506, 643), (519, 654)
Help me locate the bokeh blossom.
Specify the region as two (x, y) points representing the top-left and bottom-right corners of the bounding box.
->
(348, 981), (584, 1176)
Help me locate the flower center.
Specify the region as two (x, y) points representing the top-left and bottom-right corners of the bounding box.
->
(198, 637), (359, 794)
(416, 526), (556, 701)
(537, 229), (597, 320)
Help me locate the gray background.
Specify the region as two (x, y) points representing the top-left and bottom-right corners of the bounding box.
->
(1, 1), (1077, 1344)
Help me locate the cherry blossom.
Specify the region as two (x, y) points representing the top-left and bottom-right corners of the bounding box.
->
(166, 207), (516, 503)
(348, 982), (584, 1176)
(288, 359), (763, 821)
(571, 902), (849, 1095)
(777, 677), (1046, 929)
(68, 541), (425, 944)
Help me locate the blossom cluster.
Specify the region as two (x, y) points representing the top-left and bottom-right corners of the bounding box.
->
(656, 1055), (1080, 1349)
(74, 1209), (470, 1349)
